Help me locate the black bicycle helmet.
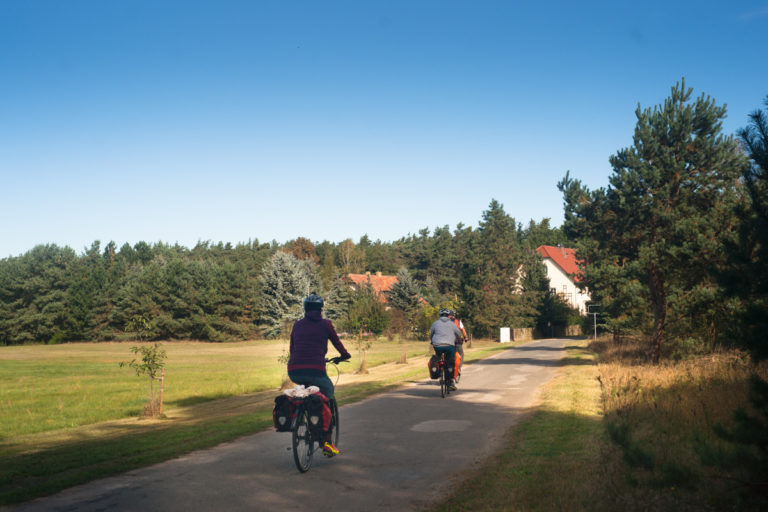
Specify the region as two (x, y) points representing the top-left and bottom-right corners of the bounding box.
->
(439, 308), (451, 317)
(303, 293), (324, 311)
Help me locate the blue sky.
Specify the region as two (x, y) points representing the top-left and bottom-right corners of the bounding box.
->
(2, 1), (766, 258)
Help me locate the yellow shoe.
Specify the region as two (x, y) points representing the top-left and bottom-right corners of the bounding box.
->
(323, 442), (340, 457)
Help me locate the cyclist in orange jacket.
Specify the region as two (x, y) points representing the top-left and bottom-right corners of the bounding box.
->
(449, 310), (468, 382)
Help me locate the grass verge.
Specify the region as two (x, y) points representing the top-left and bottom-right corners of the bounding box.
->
(430, 337), (768, 512)
(428, 337), (604, 512)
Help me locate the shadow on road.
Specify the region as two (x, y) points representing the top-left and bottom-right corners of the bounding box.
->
(474, 356), (593, 367)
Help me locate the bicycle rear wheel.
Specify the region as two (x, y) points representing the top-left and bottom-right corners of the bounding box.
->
(292, 407), (314, 472)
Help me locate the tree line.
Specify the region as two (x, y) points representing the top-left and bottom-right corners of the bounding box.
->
(0, 210), (573, 344)
(5, 79), (764, 361)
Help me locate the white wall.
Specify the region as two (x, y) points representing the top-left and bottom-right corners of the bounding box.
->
(542, 259), (590, 315)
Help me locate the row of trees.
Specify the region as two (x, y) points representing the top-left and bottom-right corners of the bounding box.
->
(12, 79), (762, 355)
(560, 80), (768, 362)
(0, 207), (573, 344)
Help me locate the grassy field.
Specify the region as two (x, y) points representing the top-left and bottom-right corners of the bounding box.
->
(0, 338), (436, 438)
(7, 336), (766, 510)
(429, 337), (768, 512)
(0, 337), (509, 505)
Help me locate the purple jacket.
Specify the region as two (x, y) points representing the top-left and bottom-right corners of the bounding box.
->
(288, 310), (350, 372)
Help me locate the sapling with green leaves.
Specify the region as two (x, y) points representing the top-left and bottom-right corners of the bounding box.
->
(120, 343), (167, 417)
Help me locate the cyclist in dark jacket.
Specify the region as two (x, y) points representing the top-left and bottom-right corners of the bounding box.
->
(288, 293), (351, 456)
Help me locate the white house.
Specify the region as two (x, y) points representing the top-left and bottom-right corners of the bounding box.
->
(536, 245), (590, 315)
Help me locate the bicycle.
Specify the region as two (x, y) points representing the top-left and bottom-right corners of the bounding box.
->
(291, 358), (345, 473)
(437, 352), (453, 398)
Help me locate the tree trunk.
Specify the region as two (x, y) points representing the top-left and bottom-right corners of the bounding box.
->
(649, 267), (667, 364)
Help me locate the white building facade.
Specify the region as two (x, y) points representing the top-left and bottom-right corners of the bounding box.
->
(537, 245), (591, 315)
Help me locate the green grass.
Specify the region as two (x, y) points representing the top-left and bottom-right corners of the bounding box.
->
(0, 341), (279, 437)
(0, 337), (509, 505)
(0, 338), (440, 438)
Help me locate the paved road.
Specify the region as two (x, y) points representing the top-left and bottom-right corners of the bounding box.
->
(7, 338), (569, 512)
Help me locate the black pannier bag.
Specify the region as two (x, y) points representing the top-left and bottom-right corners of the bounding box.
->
(428, 355), (440, 379)
(273, 394), (293, 432)
(304, 393), (331, 433)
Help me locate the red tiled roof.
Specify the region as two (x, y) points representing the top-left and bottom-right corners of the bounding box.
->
(346, 272), (399, 297)
(536, 245), (582, 279)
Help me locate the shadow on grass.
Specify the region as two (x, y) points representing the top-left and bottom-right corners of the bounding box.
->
(0, 412), (274, 506)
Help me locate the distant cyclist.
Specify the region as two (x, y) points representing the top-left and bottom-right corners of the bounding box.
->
(288, 293), (351, 456)
(449, 310), (468, 382)
(430, 308), (463, 390)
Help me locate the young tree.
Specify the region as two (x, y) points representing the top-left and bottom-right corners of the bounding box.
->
(559, 80), (746, 362)
(120, 342), (167, 417)
(346, 283), (390, 336)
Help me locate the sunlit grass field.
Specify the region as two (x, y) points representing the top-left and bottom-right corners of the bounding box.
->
(0, 336), (507, 505)
(0, 337), (434, 439)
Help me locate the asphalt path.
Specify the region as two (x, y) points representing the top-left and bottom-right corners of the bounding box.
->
(7, 338), (570, 512)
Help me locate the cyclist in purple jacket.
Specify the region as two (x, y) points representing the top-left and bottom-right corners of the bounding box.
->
(288, 293), (351, 456)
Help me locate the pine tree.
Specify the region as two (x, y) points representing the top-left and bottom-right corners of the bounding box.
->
(462, 199), (532, 336)
(324, 274), (353, 323)
(256, 251), (314, 337)
(386, 267), (421, 314)
(724, 95), (768, 360)
(560, 80), (746, 362)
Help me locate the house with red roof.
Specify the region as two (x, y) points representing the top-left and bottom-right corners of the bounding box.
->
(346, 271), (399, 302)
(536, 245), (590, 315)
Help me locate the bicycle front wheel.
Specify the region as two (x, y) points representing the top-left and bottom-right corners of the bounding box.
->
(292, 408), (314, 473)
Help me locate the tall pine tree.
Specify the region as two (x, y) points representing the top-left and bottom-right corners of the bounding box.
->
(560, 80), (746, 362)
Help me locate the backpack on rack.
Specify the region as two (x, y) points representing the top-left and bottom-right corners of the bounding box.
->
(272, 394), (294, 432)
(428, 355), (440, 379)
(454, 352), (462, 379)
(304, 392), (332, 433)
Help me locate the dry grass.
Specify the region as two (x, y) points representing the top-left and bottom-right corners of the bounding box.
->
(592, 337), (768, 511)
(430, 336), (768, 512)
